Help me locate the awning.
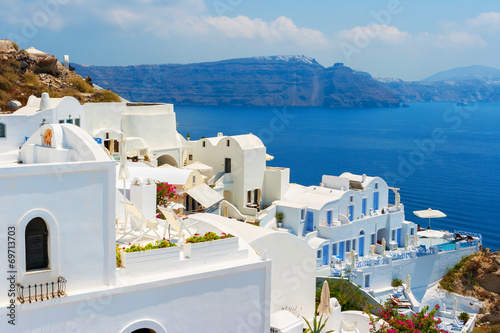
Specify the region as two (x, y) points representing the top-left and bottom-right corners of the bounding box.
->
(186, 183), (223, 208)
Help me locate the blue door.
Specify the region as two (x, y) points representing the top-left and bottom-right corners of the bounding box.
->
(323, 245), (329, 266)
(339, 241), (345, 260)
(373, 192), (379, 211)
(397, 228), (402, 247)
(362, 198), (367, 215)
(349, 205), (354, 221)
(359, 236), (365, 256)
(307, 211), (314, 231)
(327, 210), (332, 226)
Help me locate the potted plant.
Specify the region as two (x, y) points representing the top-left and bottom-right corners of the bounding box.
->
(275, 212), (284, 228)
(458, 312), (470, 324)
(183, 232), (238, 259)
(119, 239), (179, 269)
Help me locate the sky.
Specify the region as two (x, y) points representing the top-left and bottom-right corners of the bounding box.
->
(1, 0), (499, 81)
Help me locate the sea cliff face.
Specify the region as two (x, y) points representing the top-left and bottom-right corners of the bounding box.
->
(73, 56), (401, 108)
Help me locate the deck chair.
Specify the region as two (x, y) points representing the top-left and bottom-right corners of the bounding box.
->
(157, 205), (200, 243)
(117, 201), (163, 242)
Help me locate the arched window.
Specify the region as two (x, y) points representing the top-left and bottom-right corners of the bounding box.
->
(0, 122), (6, 138)
(25, 218), (49, 271)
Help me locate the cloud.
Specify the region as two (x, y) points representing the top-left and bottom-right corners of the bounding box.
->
(419, 31), (487, 48)
(336, 25), (411, 45)
(465, 12), (500, 33)
(201, 15), (328, 46)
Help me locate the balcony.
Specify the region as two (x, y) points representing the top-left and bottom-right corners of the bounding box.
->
(17, 276), (67, 304)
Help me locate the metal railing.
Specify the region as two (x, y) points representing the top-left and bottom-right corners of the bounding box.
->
(460, 240), (478, 248)
(17, 276), (67, 304)
(416, 247), (435, 257)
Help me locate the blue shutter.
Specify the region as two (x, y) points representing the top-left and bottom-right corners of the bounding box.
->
(373, 192), (379, 211)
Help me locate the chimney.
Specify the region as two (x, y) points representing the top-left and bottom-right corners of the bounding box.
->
(39, 92), (50, 111)
(64, 55), (69, 70)
(362, 174), (366, 182)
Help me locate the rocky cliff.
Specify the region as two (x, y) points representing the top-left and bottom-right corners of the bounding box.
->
(0, 39), (121, 112)
(73, 56), (401, 108)
(440, 249), (500, 329)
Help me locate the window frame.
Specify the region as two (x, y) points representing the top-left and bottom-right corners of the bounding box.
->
(17, 210), (60, 284)
(0, 122), (6, 138)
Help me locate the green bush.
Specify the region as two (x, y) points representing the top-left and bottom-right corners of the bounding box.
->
(275, 212), (284, 222)
(90, 90), (121, 103)
(12, 42), (19, 51)
(123, 239), (176, 253)
(186, 232), (233, 244)
(68, 77), (94, 93)
(316, 278), (369, 311)
(459, 312), (470, 323)
(0, 75), (12, 90)
(391, 278), (403, 287)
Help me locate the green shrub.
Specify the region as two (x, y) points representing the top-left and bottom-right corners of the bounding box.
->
(391, 278), (403, 287)
(316, 278), (369, 311)
(0, 75), (12, 90)
(90, 90), (121, 103)
(459, 312), (470, 323)
(12, 42), (19, 51)
(186, 232), (233, 244)
(22, 72), (40, 86)
(275, 212), (284, 222)
(123, 239), (176, 253)
(68, 77), (94, 93)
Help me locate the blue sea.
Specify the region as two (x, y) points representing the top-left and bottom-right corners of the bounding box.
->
(175, 103), (500, 251)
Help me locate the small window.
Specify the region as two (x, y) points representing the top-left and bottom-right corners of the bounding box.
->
(192, 175), (196, 186)
(392, 230), (396, 241)
(226, 140), (230, 147)
(332, 243), (337, 256)
(75, 118), (81, 127)
(346, 240), (351, 252)
(224, 158), (231, 173)
(371, 233), (376, 245)
(106, 133), (110, 140)
(66, 119), (73, 124)
(59, 120), (64, 124)
(0, 122), (5, 138)
(247, 190), (252, 204)
(301, 209), (306, 220)
(375, 183), (378, 190)
(25, 218), (49, 271)
(317, 250), (321, 259)
(410, 228), (414, 236)
(350, 195), (354, 203)
(188, 154), (193, 161)
(202, 141), (206, 147)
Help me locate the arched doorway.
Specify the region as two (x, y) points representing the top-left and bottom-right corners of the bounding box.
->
(157, 154), (178, 167)
(131, 330), (156, 333)
(358, 230), (365, 257)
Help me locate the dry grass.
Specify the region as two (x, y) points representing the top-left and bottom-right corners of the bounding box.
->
(90, 90), (121, 102)
(68, 77), (94, 93)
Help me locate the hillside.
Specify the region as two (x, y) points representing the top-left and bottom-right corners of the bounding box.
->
(422, 65), (500, 82)
(439, 249), (500, 329)
(0, 40), (121, 112)
(377, 65), (500, 103)
(73, 57), (401, 108)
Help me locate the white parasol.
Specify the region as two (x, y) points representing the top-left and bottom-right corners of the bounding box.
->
(317, 280), (332, 315)
(414, 208), (446, 229)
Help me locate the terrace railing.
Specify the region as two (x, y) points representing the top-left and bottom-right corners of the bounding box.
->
(416, 247), (435, 257)
(460, 240), (478, 248)
(455, 230), (483, 243)
(17, 276), (67, 304)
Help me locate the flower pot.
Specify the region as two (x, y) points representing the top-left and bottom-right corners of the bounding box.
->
(183, 237), (238, 259)
(277, 222), (283, 228)
(120, 246), (180, 269)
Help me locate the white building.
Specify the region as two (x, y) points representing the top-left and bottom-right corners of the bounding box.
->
(0, 123), (274, 333)
(188, 133), (290, 216)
